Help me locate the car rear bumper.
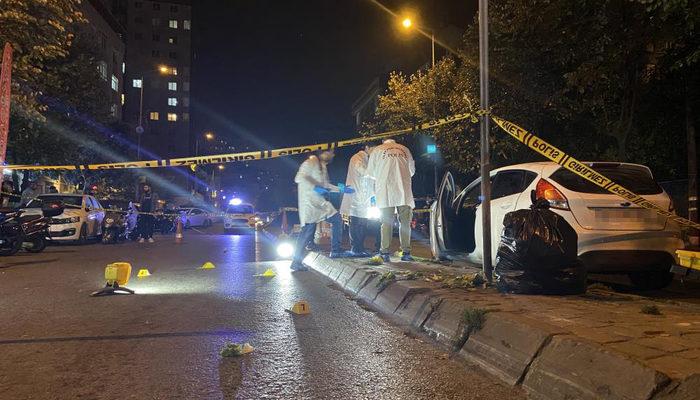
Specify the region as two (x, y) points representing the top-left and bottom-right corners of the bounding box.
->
(577, 228), (683, 273)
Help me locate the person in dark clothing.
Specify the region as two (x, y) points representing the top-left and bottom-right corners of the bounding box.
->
(1, 181), (21, 209)
(137, 184), (159, 243)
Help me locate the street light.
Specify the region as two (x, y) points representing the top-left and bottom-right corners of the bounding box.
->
(218, 164), (225, 170)
(137, 65), (173, 159)
(400, 16), (434, 68)
(195, 131), (215, 156)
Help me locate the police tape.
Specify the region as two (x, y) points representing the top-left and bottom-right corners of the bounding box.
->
(4, 112), (475, 171)
(491, 115), (700, 231)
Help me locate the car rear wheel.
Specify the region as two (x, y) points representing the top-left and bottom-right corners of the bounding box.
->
(628, 269), (674, 291)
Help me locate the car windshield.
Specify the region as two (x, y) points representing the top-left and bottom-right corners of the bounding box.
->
(26, 195), (83, 208)
(549, 164), (663, 195)
(226, 205), (254, 214)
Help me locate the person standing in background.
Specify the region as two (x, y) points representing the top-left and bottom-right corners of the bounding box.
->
(137, 184), (159, 243)
(340, 144), (376, 257)
(366, 139), (416, 262)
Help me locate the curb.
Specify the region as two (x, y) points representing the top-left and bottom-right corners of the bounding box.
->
(303, 252), (689, 400)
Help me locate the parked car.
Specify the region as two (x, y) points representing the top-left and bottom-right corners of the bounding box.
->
(224, 203), (256, 233)
(430, 162), (684, 289)
(23, 194), (106, 243)
(178, 207), (213, 228)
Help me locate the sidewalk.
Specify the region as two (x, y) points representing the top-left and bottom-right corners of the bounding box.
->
(301, 245), (700, 400)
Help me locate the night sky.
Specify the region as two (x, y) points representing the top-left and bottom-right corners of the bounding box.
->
(190, 0), (474, 207)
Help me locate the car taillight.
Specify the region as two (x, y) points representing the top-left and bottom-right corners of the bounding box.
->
(536, 179), (570, 210)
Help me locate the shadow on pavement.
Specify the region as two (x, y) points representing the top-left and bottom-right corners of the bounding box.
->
(0, 329), (244, 346)
(0, 258), (59, 268)
(219, 358), (244, 399)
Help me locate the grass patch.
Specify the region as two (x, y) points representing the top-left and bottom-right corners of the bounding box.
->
(376, 271), (396, 291)
(640, 304), (662, 315)
(455, 307), (489, 350)
(366, 255), (384, 266)
(442, 273), (485, 289)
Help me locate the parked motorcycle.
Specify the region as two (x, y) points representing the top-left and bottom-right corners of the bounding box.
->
(102, 212), (127, 244)
(0, 201), (64, 255)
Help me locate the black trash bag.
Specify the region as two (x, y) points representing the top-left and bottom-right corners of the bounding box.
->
(495, 198), (587, 294)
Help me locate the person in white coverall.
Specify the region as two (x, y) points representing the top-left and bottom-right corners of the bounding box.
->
(366, 139), (416, 262)
(339, 144), (379, 257)
(290, 149), (355, 271)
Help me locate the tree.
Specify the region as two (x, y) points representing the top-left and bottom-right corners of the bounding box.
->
(0, 0), (84, 119)
(371, 0), (698, 183)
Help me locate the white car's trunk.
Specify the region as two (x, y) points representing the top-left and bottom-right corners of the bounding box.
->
(566, 193), (669, 231)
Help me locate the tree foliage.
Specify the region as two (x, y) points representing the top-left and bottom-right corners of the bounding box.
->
(370, 0), (699, 180)
(0, 0), (84, 119)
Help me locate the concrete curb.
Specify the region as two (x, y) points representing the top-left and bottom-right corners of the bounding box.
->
(303, 252), (680, 400)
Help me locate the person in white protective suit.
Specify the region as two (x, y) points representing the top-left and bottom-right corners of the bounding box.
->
(339, 144), (380, 257)
(366, 138), (416, 262)
(290, 149), (356, 271)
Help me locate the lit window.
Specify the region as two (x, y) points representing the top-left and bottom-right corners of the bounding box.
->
(121, 94), (125, 105)
(182, 113), (190, 121)
(168, 36), (178, 44)
(111, 75), (119, 91)
(132, 79), (142, 88)
(167, 113), (177, 122)
(169, 20), (178, 29)
(168, 82), (177, 91)
(149, 112), (159, 120)
(97, 61), (108, 81)
(183, 20), (191, 30)
(168, 97), (177, 106)
(122, 62), (125, 74)
(171, 67), (178, 75)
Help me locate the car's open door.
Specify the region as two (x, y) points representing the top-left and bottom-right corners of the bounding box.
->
(430, 172), (458, 259)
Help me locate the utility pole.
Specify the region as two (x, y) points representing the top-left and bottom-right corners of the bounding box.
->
(478, 0), (493, 282)
(687, 83), (698, 247)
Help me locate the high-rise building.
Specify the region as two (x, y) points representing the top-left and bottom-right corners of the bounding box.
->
(121, 0), (192, 161)
(80, 0), (126, 121)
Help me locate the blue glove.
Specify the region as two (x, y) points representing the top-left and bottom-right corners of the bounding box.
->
(370, 196), (376, 206)
(343, 186), (356, 194)
(314, 185), (329, 195)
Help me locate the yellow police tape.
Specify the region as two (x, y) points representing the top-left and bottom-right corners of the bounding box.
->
(490, 115), (700, 231)
(3, 112), (475, 171)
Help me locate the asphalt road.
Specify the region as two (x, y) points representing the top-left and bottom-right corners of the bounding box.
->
(0, 228), (524, 400)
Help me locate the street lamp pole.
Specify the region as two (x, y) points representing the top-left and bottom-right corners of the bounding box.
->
(478, 0), (493, 283)
(137, 75), (144, 160)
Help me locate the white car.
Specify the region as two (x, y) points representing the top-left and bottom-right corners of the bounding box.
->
(179, 207), (214, 228)
(430, 162), (684, 289)
(23, 194), (106, 243)
(224, 203), (256, 233)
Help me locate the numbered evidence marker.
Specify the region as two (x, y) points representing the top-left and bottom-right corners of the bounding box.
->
(137, 268), (151, 278)
(254, 268), (276, 278)
(199, 261), (216, 270)
(289, 300), (311, 315)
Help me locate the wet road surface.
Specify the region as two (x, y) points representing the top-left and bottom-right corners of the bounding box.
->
(0, 230), (524, 400)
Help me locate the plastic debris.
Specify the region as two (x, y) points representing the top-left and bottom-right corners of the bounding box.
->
(220, 342), (255, 357)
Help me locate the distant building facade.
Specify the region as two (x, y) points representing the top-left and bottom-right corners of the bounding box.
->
(80, 0), (126, 121)
(120, 0), (192, 160)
